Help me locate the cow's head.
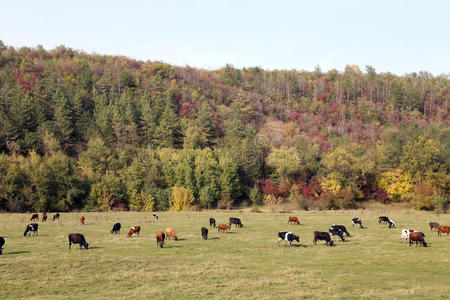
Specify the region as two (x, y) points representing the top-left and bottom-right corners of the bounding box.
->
(159, 240), (164, 248)
(329, 239), (335, 246)
(293, 234), (300, 243)
(174, 236), (178, 241)
(239, 223), (243, 228)
(422, 241), (427, 247)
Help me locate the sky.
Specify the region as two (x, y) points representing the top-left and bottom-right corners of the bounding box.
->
(1, 0), (449, 75)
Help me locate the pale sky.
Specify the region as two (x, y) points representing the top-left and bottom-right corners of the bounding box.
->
(1, 0), (449, 75)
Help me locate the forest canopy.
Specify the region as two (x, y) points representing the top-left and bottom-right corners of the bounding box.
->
(0, 42), (448, 212)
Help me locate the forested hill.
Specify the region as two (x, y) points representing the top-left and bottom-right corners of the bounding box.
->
(0, 42), (448, 212)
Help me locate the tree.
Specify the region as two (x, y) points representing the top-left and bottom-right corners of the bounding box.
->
(155, 104), (182, 148)
(169, 186), (195, 211)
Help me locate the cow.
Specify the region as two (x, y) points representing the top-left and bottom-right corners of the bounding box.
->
(209, 218), (216, 228)
(401, 229), (417, 243)
(80, 216), (85, 224)
(52, 213), (60, 221)
(277, 231), (300, 247)
(0, 237), (4, 255)
(229, 217), (243, 228)
(378, 216), (390, 224)
(153, 214), (159, 221)
(111, 223), (121, 234)
(437, 225), (450, 236)
(313, 231), (334, 246)
(288, 216), (301, 225)
(409, 232), (427, 247)
(201, 227), (208, 240)
(31, 213), (38, 221)
(42, 213), (48, 223)
(68, 233), (89, 250)
(352, 218), (364, 228)
(218, 224), (231, 233)
(331, 225), (350, 237)
(329, 227), (345, 242)
(165, 227), (178, 240)
(156, 232), (165, 248)
(429, 222), (439, 231)
(388, 219), (396, 228)
(24, 223), (39, 236)
(127, 226), (141, 238)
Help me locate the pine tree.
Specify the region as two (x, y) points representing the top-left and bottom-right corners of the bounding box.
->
(156, 104), (182, 148)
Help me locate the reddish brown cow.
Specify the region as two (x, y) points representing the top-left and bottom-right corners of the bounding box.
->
(437, 225), (450, 236)
(166, 227), (178, 240)
(42, 213), (47, 223)
(31, 213), (38, 221)
(288, 216), (301, 225)
(409, 232), (427, 247)
(156, 231), (165, 248)
(218, 224), (231, 233)
(80, 216), (85, 225)
(127, 226), (141, 238)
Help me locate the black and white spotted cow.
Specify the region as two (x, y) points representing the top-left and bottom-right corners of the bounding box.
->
(277, 231), (300, 247)
(331, 225), (350, 237)
(23, 223), (39, 236)
(352, 218), (364, 228)
(0, 237), (4, 255)
(329, 227), (345, 241)
(388, 219), (396, 228)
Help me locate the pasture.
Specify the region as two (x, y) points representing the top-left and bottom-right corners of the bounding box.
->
(0, 210), (449, 299)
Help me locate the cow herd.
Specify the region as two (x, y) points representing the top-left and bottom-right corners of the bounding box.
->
(0, 213), (448, 255)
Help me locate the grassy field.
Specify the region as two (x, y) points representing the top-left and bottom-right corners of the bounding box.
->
(0, 209), (449, 299)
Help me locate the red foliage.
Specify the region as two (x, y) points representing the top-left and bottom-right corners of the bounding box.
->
(375, 188), (390, 204)
(178, 101), (198, 118)
(256, 178), (290, 198)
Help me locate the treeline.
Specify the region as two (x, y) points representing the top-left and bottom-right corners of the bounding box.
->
(0, 42), (448, 212)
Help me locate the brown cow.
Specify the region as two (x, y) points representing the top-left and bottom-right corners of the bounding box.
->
(80, 216), (85, 225)
(156, 231), (165, 248)
(218, 224), (231, 233)
(437, 225), (450, 236)
(166, 227), (178, 240)
(288, 216), (301, 225)
(31, 213), (38, 221)
(127, 226), (141, 238)
(409, 232), (427, 247)
(42, 213), (47, 223)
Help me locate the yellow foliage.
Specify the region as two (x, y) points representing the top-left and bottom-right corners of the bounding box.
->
(263, 194), (283, 211)
(320, 174), (342, 193)
(169, 186), (195, 211)
(141, 192), (155, 212)
(377, 169), (413, 200)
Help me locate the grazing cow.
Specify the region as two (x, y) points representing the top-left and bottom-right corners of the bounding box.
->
(153, 214), (159, 220)
(401, 229), (417, 243)
(331, 225), (350, 237)
(352, 218), (364, 228)
(0, 237), (4, 255)
(277, 231), (300, 247)
(127, 226), (141, 238)
(229, 217), (243, 228)
(156, 231), (165, 248)
(68, 233), (89, 250)
(24, 223), (39, 236)
(378, 216), (390, 224)
(313, 231), (334, 246)
(288, 216), (301, 225)
(80, 216), (85, 224)
(111, 223), (121, 234)
(218, 224), (231, 233)
(52, 213), (60, 221)
(388, 219), (396, 228)
(31, 213), (38, 221)
(409, 232), (427, 247)
(165, 227), (178, 240)
(209, 218), (216, 228)
(429, 222), (439, 231)
(42, 213), (47, 223)
(437, 225), (450, 236)
(329, 227), (345, 241)
(201, 227), (208, 240)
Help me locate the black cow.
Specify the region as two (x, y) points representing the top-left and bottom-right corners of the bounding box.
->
(229, 217), (243, 228)
(329, 227), (345, 241)
(378, 216), (390, 224)
(111, 223), (121, 234)
(429, 222), (439, 231)
(68, 233), (89, 250)
(201, 227), (208, 240)
(331, 225), (350, 237)
(24, 223), (39, 236)
(277, 231), (300, 247)
(0, 237), (4, 255)
(53, 213), (60, 221)
(313, 231), (334, 246)
(209, 218), (216, 228)
(352, 218), (364, 228)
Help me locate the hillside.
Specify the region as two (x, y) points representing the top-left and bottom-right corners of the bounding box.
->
(0, 42), (448, 212)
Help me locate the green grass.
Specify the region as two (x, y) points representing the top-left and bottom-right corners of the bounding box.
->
(0, 210), (449, 299)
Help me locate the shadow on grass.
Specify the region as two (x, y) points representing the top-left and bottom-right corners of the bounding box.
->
(7, 251), (30, 255)
(208, 237), (220, 240)
(88, 246), (103, 250)
(176, 238), (187, 241)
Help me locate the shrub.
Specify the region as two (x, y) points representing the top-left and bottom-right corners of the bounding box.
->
(146, 187), (170, 211)
(431, 194), (449, 213)
(169, 186), (195, 211)
(249, 187), (263, 206)
(263, 194), (283, 212)
(217, 193), (233, 209)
